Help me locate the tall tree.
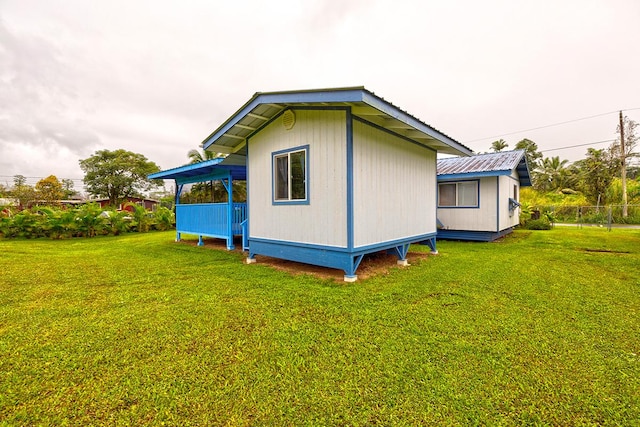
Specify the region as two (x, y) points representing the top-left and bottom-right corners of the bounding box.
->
(35, 175), (64, 205)
(185, 147), (233, 203)
(515, 138), (542, 169)
(574, 148), (617, 205)
(11, 181), (36, 208)
(13, 175), (26, 187)
(61, 178), (77, 199)
(187, 147), (224, 164)
(80, 149), (161, 206)
(490, 139), (508, 152)
(535, 156), (569, 192)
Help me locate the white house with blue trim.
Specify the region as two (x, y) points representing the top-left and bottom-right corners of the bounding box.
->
(151, 87), (472, 281)
(436, 150), (532, 242)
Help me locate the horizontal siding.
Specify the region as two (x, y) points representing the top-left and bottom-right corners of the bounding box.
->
(248, 109), (347, 247)
(352, 120), (436, 248)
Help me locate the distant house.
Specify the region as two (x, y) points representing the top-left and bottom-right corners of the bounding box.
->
(0, 198), (17, 207)
(436, 150), (532, 241)
(91, 197), (159, 212)
(151, 87), (472, 281)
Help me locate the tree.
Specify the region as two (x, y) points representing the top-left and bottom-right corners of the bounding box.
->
(79, 149), (161, 206)
(535, 156), (569, 192)
(13, 175), (27, 187)
(187, 147), (223, 164)
(574, 148), (617, 205)
(11, 175), (36, 208)
(35, 175), (64, 205)
(515, 138), (542, 169)
(61, 178), (77, 199)
(490, 139), (508, 152)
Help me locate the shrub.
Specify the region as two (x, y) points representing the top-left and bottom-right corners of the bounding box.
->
(525, 217), (552, 230)
(152, 206), (174, 231)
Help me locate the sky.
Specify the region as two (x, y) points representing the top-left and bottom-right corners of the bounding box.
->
(1, 0), (640, 191)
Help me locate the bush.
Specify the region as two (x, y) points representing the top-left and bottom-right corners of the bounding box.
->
(0, 204), (172, 239)
(525, 218), (552, 230)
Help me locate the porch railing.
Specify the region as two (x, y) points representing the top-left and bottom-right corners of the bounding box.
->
(176, 202), (247, 238)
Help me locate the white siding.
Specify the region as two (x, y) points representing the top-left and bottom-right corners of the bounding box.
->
(499, 173), (521, 230)
(352, 120), (436, 248)
(437, 177), (498, 232)
(248, 109), (348, 247)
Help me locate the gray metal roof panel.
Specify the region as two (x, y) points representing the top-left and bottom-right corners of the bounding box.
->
(437, 150), (532, 186)
(437, 150), (525, 175)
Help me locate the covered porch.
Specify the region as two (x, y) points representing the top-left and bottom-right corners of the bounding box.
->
(148, 155), (247, 250)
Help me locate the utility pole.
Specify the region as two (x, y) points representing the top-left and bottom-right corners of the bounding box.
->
(619, 111), (628, 218)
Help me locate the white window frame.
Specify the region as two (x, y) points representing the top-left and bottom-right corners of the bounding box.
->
(438, 180), (479, 208)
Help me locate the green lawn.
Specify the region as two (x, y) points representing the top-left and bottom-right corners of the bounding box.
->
(0, 228), (638, 425)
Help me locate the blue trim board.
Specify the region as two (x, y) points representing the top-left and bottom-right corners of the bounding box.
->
(271, 144), (310, 205)
(437, 228), (514, 242)
(437, 170), (514, 181)
(202, 89), (365, 150)
(352, 116), (437, 154)
(360, 90), (471, 155)
(248, 232), (437, 277)
(346, 108), (354, 250)
(201, 87), (471, 156)
(496, 176), (500, 232)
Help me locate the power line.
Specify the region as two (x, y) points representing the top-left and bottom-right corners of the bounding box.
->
(540, 139), (615, 153)
(464, 107), (640, 143)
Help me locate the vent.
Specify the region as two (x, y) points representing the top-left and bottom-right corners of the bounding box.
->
(282, 110), (296, 130)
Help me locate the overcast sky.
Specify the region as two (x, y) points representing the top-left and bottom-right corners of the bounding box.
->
(1, 0), (639, 190)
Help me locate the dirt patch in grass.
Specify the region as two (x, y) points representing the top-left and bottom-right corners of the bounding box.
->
(180, 237), (432, 281)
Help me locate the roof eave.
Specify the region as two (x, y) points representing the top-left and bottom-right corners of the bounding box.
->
(201, 87), (472, 156)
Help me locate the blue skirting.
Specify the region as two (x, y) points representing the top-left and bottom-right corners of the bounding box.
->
(248, 233), (437, 278)
(437, 228), (513, 242)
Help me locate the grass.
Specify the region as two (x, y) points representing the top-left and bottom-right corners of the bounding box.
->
(0, 228), (639, 425)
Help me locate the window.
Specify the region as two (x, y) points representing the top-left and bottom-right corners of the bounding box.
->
(273, 146), (308, 203)
(438, 181), (478, 207)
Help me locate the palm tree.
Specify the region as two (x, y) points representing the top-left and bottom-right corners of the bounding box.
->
(187, 147), (224, 164)
(535, 156), (569, 191)
(490, 139), (508, 152)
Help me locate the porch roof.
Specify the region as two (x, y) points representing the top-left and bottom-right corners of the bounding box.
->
(148, 155), (247, 184)
(201, 86), (473, 157)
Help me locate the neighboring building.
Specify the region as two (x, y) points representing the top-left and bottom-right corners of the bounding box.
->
(151, 87), (472, 281)
(436, 150), (532, 242)
(91, 197), (159, 212)
(0, 198), (17, 207)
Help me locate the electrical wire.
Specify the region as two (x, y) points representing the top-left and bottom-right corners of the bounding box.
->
(540, 139), (616, 153)
(464, 107), (640, 144)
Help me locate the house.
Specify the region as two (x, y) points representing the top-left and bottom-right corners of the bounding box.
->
(436, 150), (532, 242)
(91, 197), (159, 212)
(150, 87), (472, 281)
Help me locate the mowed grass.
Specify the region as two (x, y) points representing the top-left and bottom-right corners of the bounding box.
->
(0, 228), (638, 426)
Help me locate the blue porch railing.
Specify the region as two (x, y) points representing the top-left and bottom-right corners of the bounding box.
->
(175, 203), (247, 245)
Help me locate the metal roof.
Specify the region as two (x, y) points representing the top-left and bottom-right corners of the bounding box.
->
(148, 155), (247, 183)
(437, 150), (532, 186)
(201, 87), (473, 157)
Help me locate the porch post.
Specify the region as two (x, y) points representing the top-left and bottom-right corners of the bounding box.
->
(175, 182), (184, 242)
(225, 172), (235, 250)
